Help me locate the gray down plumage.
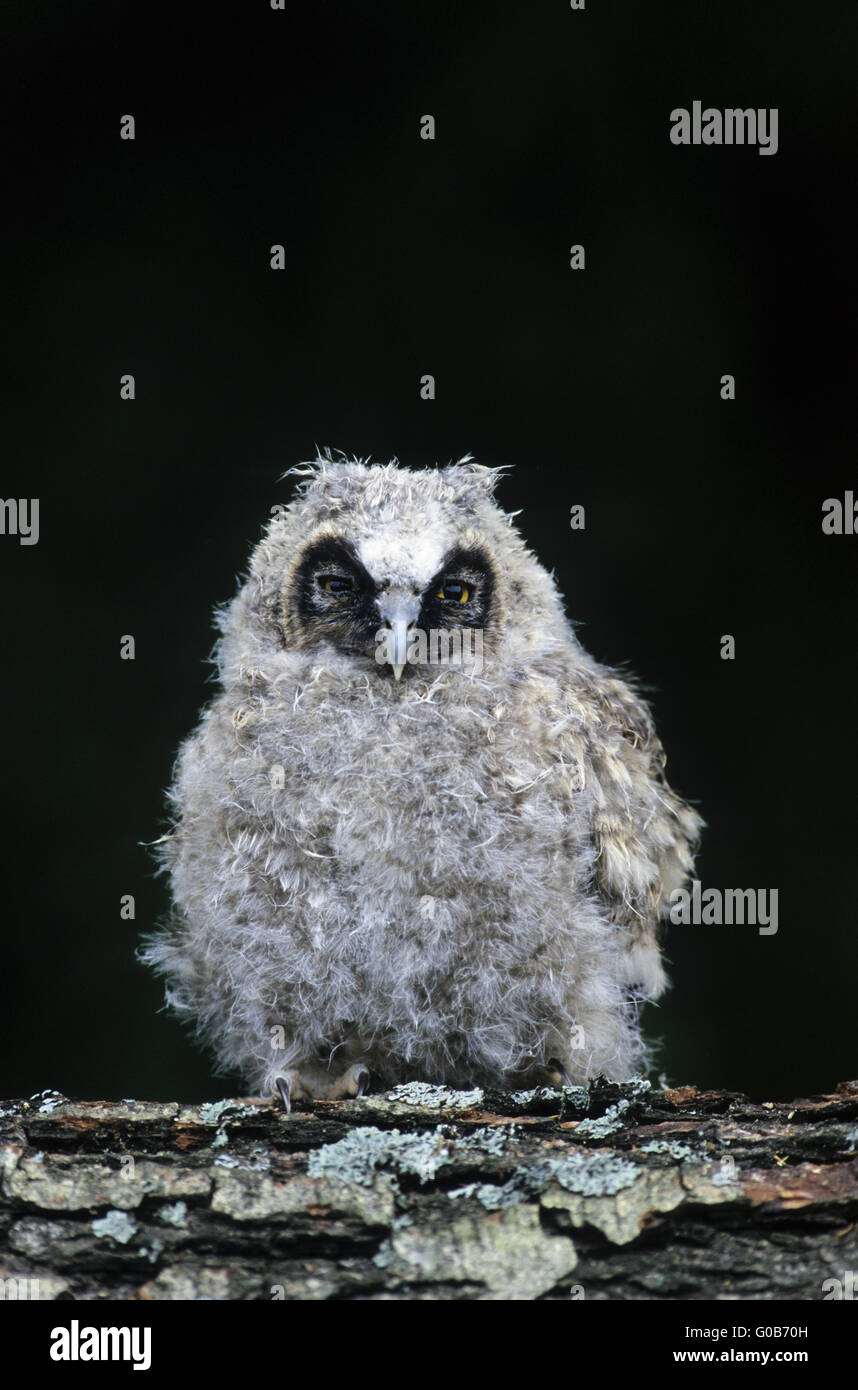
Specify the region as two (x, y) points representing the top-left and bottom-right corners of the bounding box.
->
(141, 454), (702, 1096)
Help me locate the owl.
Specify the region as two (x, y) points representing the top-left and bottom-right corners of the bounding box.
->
(141, 454), (702, 1108)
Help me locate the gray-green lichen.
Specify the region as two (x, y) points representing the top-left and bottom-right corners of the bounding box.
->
(573, 1099), (633, 1139)
(447, 1180), (524, 1210)
(384, 1083), (485, 1109)
(447, 1146), (640, 1212)
(567, 1076), (650, 1133)
(199, 1100), (255, 1126)
(307, 1124), (510, 1187)
(158, 1201), (188, 1228)
(639, 1139), (697, 1160)
(91, 1210), (138, 1244)
(546, 1150), (640, 1195)
(462, 1125), (510, 1158)
(137, 1237), (165, 1264)
(307, 1126), (451, 1185)
(508, 1085), (589, 1110)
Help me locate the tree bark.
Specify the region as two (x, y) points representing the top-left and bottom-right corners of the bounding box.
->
(2, 1079), (857, 1300)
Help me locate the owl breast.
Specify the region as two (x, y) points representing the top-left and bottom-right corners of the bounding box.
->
(204, 662), (604, 1083)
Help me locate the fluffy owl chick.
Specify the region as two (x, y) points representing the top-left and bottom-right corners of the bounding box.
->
(141, 454), (702, 1105)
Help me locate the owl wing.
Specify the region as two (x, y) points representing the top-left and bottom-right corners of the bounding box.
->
(568, 662), (703, 1000)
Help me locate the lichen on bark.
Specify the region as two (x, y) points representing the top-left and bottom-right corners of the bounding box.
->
(1, 1080), (857, 1300)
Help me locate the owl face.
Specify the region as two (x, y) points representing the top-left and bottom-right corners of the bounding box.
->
(224, 457), (569, 688)
(288, 531), (496, 678)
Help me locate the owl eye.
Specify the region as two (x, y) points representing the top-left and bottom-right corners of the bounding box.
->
(318, 574), (354, 595)
(437, 581), (470, 603)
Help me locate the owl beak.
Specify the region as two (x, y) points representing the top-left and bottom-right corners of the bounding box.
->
(388, 618), (410, 681)
(376, 590), (422, 681)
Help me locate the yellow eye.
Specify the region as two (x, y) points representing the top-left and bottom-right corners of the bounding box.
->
(437, 581), (470, 604)
(319, 575), (354, 594)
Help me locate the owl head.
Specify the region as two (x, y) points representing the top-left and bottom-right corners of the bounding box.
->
(216, 452), (573, 684)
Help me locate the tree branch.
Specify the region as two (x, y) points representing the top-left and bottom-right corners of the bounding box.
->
(2, 1079), (857, 1300)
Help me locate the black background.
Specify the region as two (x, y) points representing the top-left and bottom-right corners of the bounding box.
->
(1, 0), (855, 1103)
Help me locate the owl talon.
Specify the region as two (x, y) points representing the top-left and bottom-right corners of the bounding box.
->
(276, 1076), (291, 1113)
(275, 1069), (314, 1112)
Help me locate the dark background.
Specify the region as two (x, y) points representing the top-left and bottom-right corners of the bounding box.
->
(1, 1), (855, 1103)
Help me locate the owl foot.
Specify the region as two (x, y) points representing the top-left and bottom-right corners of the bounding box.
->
(275, 1064), (370, 1112)
(275, 1071), (312, 1114)
(546, 1057), (574, 1088)
(325, 1063), (370, 1100)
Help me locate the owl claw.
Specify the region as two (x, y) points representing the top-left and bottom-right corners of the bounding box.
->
(275, 1069), (313, 1112)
